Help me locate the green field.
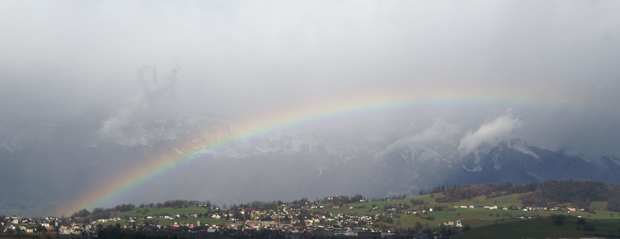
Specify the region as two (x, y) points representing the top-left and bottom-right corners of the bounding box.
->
(292, 191), (620, 233)
(111, 205), (213, 218)
(453, 217), (620, 239)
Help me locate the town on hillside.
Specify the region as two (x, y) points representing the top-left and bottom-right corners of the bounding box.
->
(0, 198), (592, 238)
(2, 180), (620, 238)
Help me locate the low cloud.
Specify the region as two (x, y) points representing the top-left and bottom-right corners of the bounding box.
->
(458, 110), (522, 154)
(382, 119), (461, 153)
(98, 67), (180, 146)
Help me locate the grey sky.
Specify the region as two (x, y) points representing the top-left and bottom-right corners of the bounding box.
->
(1, 1), (619, 157)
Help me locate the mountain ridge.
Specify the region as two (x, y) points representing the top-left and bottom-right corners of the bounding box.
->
(0, 112), (618, 217)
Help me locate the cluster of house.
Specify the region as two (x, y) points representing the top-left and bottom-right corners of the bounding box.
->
(442, 220), (462, 228)
(2, 216), (66, 234)
(1, 216), (96, 235)
(1, 205), (392, 236)
(450, 205), (584, 212)
(2, 203), (586, 236)
(439, 205), (586, 225)
(124, 206), (388, 232)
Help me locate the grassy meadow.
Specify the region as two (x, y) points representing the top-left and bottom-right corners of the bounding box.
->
(454, 217), (620, 239)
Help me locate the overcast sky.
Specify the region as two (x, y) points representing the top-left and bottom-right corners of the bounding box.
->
(1, 1), (619, 157)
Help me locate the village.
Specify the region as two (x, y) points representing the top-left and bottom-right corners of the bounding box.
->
(1, 195), (589, 238)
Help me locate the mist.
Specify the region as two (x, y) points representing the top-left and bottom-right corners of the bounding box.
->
(1, 1), (620, 215)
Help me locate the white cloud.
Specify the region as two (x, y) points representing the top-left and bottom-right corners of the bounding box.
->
(383, 119), (461, 153)
(458, 111), (522, 154)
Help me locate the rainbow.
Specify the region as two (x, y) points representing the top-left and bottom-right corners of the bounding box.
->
(56, 87), (573, 215)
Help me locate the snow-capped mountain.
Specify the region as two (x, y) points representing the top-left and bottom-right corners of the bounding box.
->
(0, 117), (61, 161)
(1, 111), (619, 217)
(447, 139), (604, 185)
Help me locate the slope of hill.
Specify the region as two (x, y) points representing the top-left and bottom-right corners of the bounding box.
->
(454, 217), (620, 239)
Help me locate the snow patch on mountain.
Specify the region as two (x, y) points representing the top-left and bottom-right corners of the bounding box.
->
(99, 113), (227, 147)
(526, 171), (544, 181)
(608, 157), (620, 166)
(462, 164), (482, 172)
(492, 154), (502, 170)
(0, 118), (60, 159)
(408, 145), (454, 162)
(511, 144), (539, 158)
